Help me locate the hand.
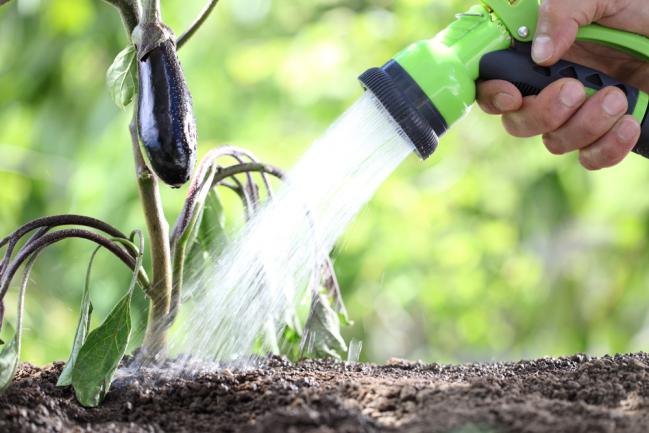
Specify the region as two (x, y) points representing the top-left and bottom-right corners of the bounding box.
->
(477, 0), (649, 170)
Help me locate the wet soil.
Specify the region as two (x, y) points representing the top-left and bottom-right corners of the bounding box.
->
(2, 353), (649, 433)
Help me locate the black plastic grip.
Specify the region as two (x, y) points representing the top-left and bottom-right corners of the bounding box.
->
(478, 44), (649, 158)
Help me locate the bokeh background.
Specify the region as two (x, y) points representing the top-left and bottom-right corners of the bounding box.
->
(2, 0), (649, 365)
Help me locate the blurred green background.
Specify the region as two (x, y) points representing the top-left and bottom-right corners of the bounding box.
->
(2, 0), (649, 366)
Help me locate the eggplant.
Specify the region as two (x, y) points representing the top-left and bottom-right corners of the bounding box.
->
(137, 39), (197, 188)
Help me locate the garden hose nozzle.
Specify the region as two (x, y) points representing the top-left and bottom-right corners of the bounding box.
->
(359, 0), (649, 160)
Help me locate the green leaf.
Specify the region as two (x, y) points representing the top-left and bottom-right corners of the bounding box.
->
(70, 233), (143, 407)
(301, 293), (348, 360)
(57, 247), (100, 387)
(187, 189), (227, 265)
(71, 291), (132, 407)
(0, 322), (19, 392)
(106, 45), (137, 109)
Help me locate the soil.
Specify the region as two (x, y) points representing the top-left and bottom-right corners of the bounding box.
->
(2, 353), (649, 433)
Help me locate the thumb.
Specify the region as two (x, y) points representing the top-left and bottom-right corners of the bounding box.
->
(532, 0), (603, 65)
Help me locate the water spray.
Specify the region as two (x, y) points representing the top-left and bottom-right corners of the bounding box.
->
(360, 0), (649, 160)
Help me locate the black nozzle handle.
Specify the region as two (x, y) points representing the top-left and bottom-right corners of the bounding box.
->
(479, 45), (649, 158)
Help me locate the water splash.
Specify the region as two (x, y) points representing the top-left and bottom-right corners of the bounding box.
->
(168, 92), (416, 368)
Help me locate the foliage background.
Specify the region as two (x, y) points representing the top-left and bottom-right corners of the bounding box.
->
(2, 0), (649, 365)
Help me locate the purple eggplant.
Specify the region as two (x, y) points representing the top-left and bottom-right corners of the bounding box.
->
(137, 39), (197, 188)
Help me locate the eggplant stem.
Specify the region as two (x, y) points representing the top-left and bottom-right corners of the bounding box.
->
(141, 0), (160, 24)
(129, 110), (173, 359)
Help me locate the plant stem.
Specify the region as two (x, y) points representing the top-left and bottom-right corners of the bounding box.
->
(105, 0), (171, 359)
(177, 0), (220, 49)
(0, 214), (129, 249)
(211, 162), (285, 186)
(102, 0), (141, 35)
(0, 229), (149, 300)
(141, 0), (160, 24)
(129, 113), (173, 358)
(16, 254), (38, 355)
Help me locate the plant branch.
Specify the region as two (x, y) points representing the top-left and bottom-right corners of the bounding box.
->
(0, 215), (136, 282)
(177, 0), (220, 50)
(0, 229), (149, 302)
(229, 174), (255, 218)
(214, 147), (275, 197)
(212, 162), (285, 186)
(220, 183), (249, 204)
(102, 0), (141, 35)
(0, 215), (129, 250)
(15, 252), (39, 353)
(0, 227), (48, 333)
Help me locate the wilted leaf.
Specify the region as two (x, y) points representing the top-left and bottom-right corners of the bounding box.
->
(301, 293), (348, 360)
(57, 247), (100, 387)
(71, 291), (132, 407)
(106, 45), (137, 109)
(197, 189), (227, 252)
(0, 322), (18, 392)
(187, 189), (227, 265)
(320, 258), (350, 324)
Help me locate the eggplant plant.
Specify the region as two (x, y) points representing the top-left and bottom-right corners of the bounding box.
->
(0, 0), (350, 407)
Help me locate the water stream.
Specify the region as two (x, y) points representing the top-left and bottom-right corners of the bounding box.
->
(168, 92), (417, 368)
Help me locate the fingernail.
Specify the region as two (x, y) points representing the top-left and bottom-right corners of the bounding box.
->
(532, 35), (554, 63)
(617, 118), (640, 142)
(579, 152), (597, 171)
(493, 92), (515, 111)
(603, 92), (627, 116)
(559, 81), (585, 107)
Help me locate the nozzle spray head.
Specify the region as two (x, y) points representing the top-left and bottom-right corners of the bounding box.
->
(359, 5), (512, 160)
(359, 63), (447, 159)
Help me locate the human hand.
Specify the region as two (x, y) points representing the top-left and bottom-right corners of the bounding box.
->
(477, 0), (649, 170)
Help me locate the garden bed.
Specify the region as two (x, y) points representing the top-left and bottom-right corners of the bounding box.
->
(1, 353), (649, 433)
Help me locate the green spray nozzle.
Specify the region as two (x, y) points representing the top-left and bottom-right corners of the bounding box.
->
(359, 0), (649, 160)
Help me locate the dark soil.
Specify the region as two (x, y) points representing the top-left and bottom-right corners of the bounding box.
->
(2, 353), (649, 433)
